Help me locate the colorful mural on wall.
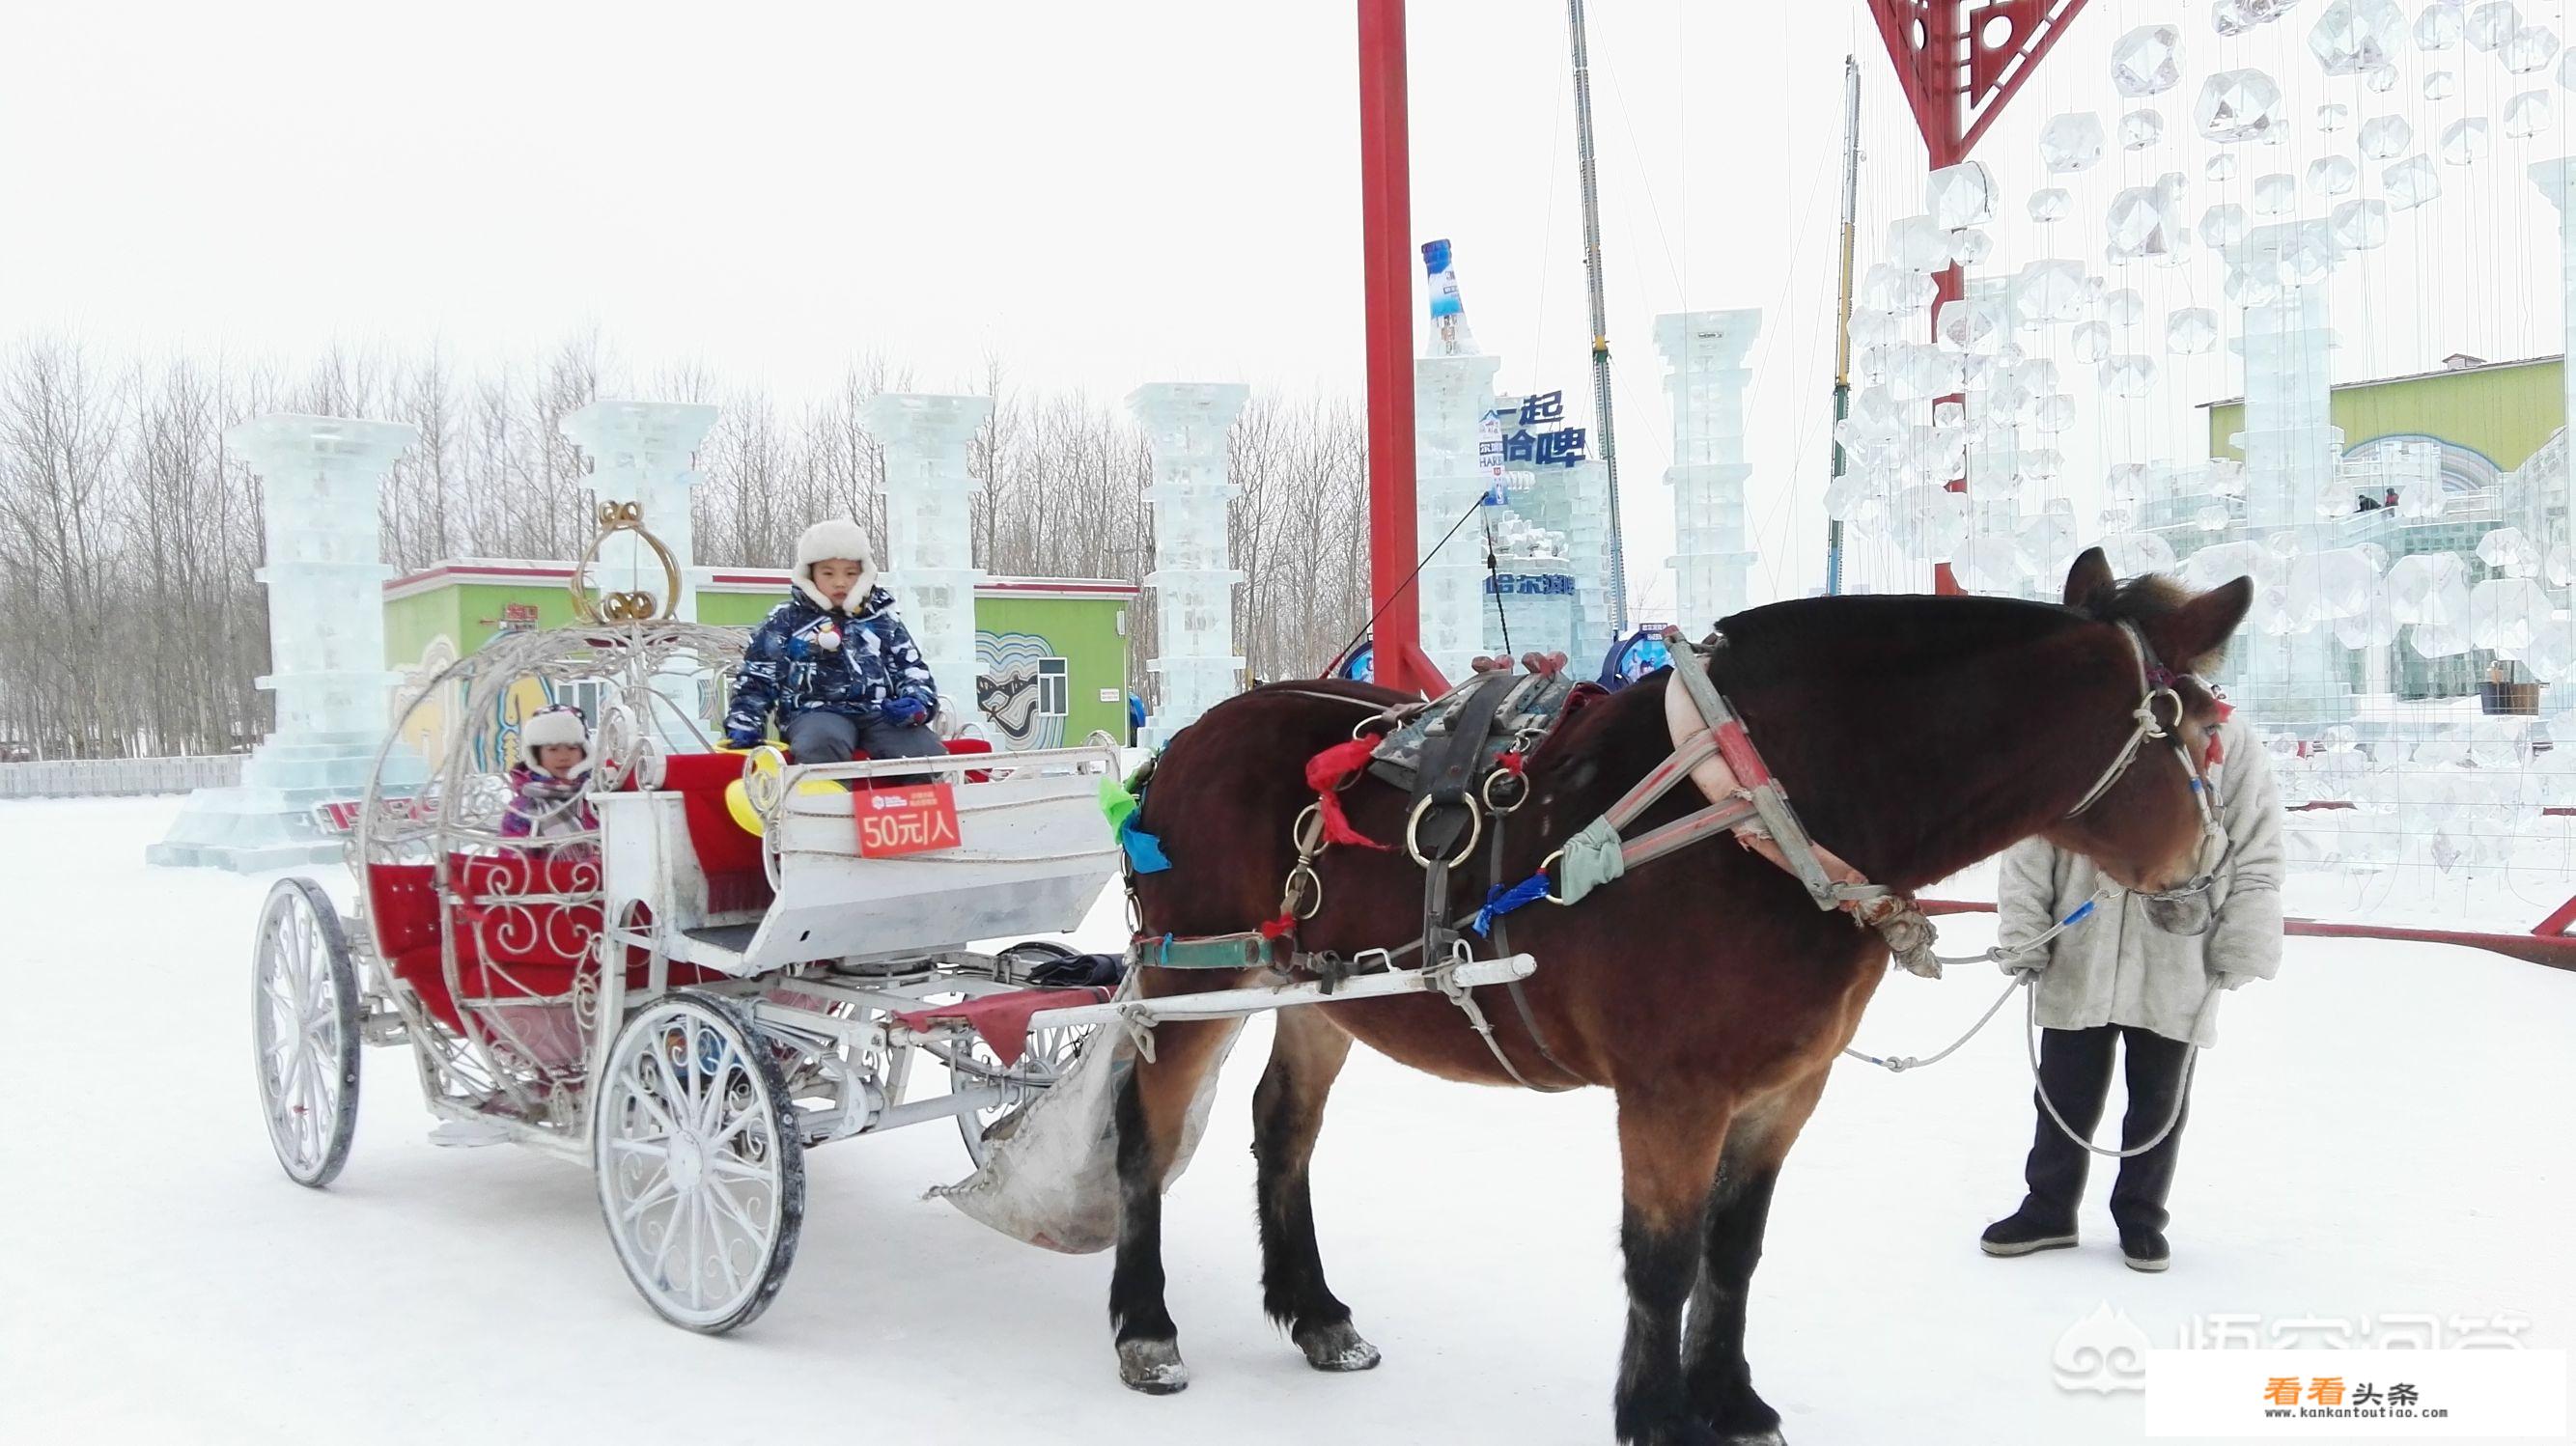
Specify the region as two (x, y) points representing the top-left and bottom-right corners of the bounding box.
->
(975, 629), (1070, 750)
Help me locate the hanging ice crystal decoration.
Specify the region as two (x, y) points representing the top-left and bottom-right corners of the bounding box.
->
(1860, 262), (1938, 312)
(2310, 0), (2409, 74)
(2106, 176), (2187, 261)
(2358, 113), (2414, 157)
(2332, 197), (2393, 248)
(2466, 1), (2522, 52)
(2504, 25), (2561, 72)
(2506, 90), (2554, 136)
(2226, 266), (2282, 307)
(2424, 69), (2458, 98)
(2104, 287), (2146, 324)
(1887, 214), (1956, 272)
(2308, 156), (2360, 194)
(2385, 153), (2444, 207)
(2416, 2), (2464, 50)
(2102, 531), (2180, 574)
(2039, 112), (2107, 172)
(1936, 296), (2010, 353)
(2478, 525), (2542, 575)
(1926, 161), (1998, 229)
(2012, 259), (2091, 323)
(2198, 70), (2287, 142)
(1847, 308), (1903, 352)
(1888, 345), (1964, 403)
(2113, 24), (2184, 97)
(2254, 172), (2301, 212)
(2440, 117), (2490, 164)
(2121, 109), (2166, 149)
(2101, 354), (2158, 395)
(2072, 320), (2114, 361)
(2277, 220), (2348, 286)
(2471, 578), (2551, 651)
(2168, 307), (2221, 352)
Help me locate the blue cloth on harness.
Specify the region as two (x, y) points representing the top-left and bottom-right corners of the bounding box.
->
(1120, 814), (1172, 874)
(1470, 871), (1553, 936)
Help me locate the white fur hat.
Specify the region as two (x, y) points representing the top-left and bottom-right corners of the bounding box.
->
(519, 704), (592, 771)
(793, 518), (881, 611)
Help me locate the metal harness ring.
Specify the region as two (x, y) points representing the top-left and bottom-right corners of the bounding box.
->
(1404, 793), (1485, 870)
(1538, 847), (1570, 905)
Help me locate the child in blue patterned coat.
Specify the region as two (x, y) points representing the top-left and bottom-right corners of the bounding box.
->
(723, 519), (947, 772)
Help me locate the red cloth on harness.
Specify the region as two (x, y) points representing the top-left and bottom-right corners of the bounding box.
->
(890, 986), (1110, 1068)
(1303, 736), (1392, 851)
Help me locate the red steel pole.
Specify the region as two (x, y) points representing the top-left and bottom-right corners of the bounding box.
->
(1356, 0), (1444, 694)
(1930, 261), (1967, 595)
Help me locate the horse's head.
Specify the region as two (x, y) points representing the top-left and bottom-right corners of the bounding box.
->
(2040, 548), (2252, 921)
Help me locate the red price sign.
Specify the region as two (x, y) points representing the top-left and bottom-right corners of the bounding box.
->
(854, 783), (963, 858)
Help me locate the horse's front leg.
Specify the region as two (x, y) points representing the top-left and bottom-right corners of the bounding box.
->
(1613, 1087), (1735, 1446)
(1684, 1068), (1827, 1445)
(1108, 1010), (1238, 1394)
(1254, 1005), (1378, 1371)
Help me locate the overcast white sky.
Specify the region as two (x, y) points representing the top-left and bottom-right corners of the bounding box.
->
(5, 1), (2569, 611)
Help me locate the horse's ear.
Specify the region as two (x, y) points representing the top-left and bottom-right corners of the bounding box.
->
(2061, 547), (2115, 611)
(2149, 576), (2254, 671)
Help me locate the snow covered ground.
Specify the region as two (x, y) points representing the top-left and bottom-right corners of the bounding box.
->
(6, 794), (2571, 1445)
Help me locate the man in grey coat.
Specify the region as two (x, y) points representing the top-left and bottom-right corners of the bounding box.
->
(1979, 709), (2285, 1271)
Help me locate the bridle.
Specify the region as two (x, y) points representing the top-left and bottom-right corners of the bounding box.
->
(2064, 621), (2228, 908)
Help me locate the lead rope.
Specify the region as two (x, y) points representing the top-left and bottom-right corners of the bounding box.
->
(1839, 886), (2211, 1158)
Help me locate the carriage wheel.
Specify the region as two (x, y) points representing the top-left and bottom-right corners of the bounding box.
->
(594, 990), (804, 1334)
(252, 876), (362, 1188)
(953, 941), (1099, 1169)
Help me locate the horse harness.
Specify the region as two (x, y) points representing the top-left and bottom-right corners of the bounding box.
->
(1125, 620), (2225, 1094)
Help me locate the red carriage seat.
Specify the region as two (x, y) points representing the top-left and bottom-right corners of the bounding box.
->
(368, 854), (611, 1036)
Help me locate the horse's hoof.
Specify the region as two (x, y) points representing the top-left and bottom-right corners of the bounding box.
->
(1118, 1338), (1190, 1395)
(1298, 1320), (1384, 1373)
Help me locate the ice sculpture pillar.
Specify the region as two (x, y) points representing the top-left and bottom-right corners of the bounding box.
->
(148, 414), (419, 870)
(562, 401), (718, 619)
(2228, 224), (2347, 723)
(1653, 311), (1761, 630)
(861, 394), (992, 729)
(1416, 352), (1505, 681)
(1130, 383), (1250, 749)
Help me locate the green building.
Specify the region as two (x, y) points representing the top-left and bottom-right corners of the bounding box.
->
(383, 560), (1135, 765)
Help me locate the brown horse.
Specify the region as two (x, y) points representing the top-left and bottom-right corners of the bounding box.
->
(1107, 551), (2251, 1445)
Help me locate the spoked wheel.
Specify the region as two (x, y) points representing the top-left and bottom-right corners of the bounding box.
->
(252, 876), (362, 1188)
(595, 990), (804, 1334)
(952, 940), (1101, 1169)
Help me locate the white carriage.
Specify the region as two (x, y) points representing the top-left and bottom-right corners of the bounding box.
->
(249, 605), (1127, 1332)
(251, 508), (1543, 1331)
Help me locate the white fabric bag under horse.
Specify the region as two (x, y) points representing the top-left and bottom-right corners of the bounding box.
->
(929, 1016), (1245, 1253)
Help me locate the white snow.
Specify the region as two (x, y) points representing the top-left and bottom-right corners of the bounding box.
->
(6, 795), (2571, 1444)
